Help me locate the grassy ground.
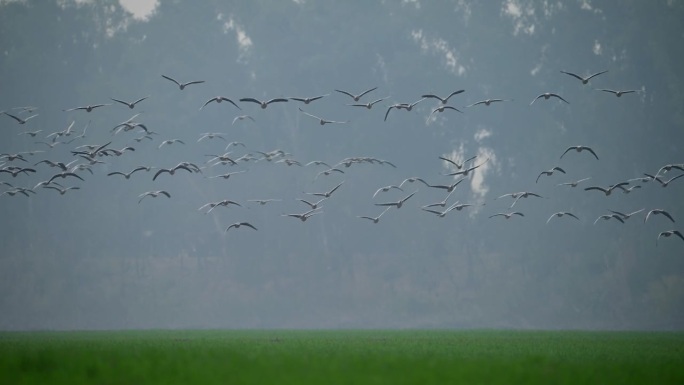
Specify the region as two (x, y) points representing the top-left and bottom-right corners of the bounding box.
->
(0, 330), (683, 384)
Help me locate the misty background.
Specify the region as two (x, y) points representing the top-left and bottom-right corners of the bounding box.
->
(1, 0), (683, 330)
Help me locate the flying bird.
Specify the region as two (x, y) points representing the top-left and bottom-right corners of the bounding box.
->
(373, 185), (403, 198)
(466, 99), (511, 108)
(560, 70), (608, 84)
(298, 108), (348, 125)
(43, 185), (80, 195)
(546, 211), (580, 224)
(158, 139), (185, 149)
(138, 190), (171, 203)
(240, 97), (289, 109)
(536, 166), (566, 183)
(657, 230), (684, 245)
(530, 92), (569, 105)
(644, 173), (684, 188)
(421, 90), (465, 104)
(598, 89), (638, 97)
(197, 133), (227, 142)
(439, 155), (477, 170)
(594, 214), (625, 225)
(200, 96), (241, 110)
(208, 170), (246, 180)
(289, 94), (330, 104)
(107, 167), (150, 180)
(3, 111), (38, 125)
(375, 191), (417, 209)
(608, 209), (644, 221)
(335, 87), (378, 102)
(358, 207), (391, 224)
(110, 96), (149, 109)
(247, 199), (281, 205)
(152, 163), (194, 181)
(225, 222), (257, 232)
(232, 115), (256, 125)
(584, 183), (630, 196)
(161, 74), (205, 90)
(199, 199), (241, 214)
(63, 104), (110, 112)
(305, 182), (344, 198)
(298, 197), (327, 210)
(489, 212), (524, 220)
(315, 168), (345, 180)
(645, 209), (675, 224)
(427, 105), (463, 122)
(347, 96), (389, 110)
(282, 208), (322, 222)
(557, 177), (591, 187)
(383, 98), (425, 121)
(560, 146), (599, 160)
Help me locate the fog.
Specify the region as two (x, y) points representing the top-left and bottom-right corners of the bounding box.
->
(1, 0), (683, 330)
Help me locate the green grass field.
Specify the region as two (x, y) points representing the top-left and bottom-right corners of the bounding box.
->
(1, 330), (683, 384)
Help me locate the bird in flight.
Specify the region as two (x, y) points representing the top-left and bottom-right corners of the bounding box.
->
(644, 173), (684, 188)
(546, 211), (580, 224)
(305, 181), (344, 198)
(421, 90), (464, 104)
(530, 92), (569, 105)
(439, 155), (477, 170)
(282, 208), (322, 222)
(200, 96), (241, 110)
(597, 89), (638, 97)
(335, 87), (378, 102)
(560, 70), (608, 84)
(536, 166), (566, 183)
(298, 108), (348, 125)
(645, 209), (675, 224)
(375, 191), (417, 209)
(3, 111), (38, 125)
(43, 185), (80, 195)
(161, 74), (205, 90)
(107, 166), (150, 180)
(138, 190), (171, 203)
(657, 230), (684, 245)
(248, 199), (281, 205)
(557, 177), (591, 188)
(63, 104), (111, 112)
(427, 105), (462, 122)
(584, 183), (630, 196)
(232, 115), (256, 125)
(240, 97), (289, 109)
(110, 96), (149, 109)
(466, 99), (511, 108)
(373, 185), (403, 198)
(199, 199), (241, 214)
(298, 197), (327, 210)
(347, 97), (389, 109)
(608, 209), (644, 221)
(384, 98), (426, 121)
(152, 163), (194, 181)
(594, 214), (625, 225)
(158, 139), (185, 149)
(208, 170), (246, 180)
(561, 146), (599, 160)
(358, 207), (391, 224)
(226, 222), (257, 232)
(489, 212), (524, 220)
(289, 94), (329, 104)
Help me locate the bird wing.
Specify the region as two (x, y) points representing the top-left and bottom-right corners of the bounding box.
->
(184, 80), (205, 87)
(445, 90), (465, 101)
(152, 169), (168, 181)
(551, 94), (570, 104)
(200, 98), (217, 110)
(159, 191), (171, 198)
(242, 223), (258, 230)
(560, 71), (583, 81)
(161, 75), (181, 87)
(334, 89), (356, 99)
(587, 70), (608, 81)
(240, 98), (262, 105)
(354, 87), (378, 99)
(266, 98), (289, 104)
(665, 173), (684, 185)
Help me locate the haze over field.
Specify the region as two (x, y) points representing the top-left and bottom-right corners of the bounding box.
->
(0, 0), (683, 330)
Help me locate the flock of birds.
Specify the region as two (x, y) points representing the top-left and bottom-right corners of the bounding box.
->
(1, 70), (683, 247)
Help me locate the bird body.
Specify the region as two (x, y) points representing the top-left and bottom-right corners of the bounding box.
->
(161, 75), (204, 90)
(560, 70), (608, 84)
(226, 222), (257, 232)
(530, 93), (569, 105)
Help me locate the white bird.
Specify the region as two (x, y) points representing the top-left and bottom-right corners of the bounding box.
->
(107, 166), (150, 180)
(557, 177), (591, 187)
(63, 104), (111, 112)
(561, 146), (599, 160)
(282, 208), (322, 222)
(439, 155), (477, 170)
(375, 191), (417, 209)
(373, 185), (403, 198)
(421, 90), (464, 104)
(240, 97), (289, 109)
(306, 182), (344, 198)
(598, 89), (638, 97)
(536, 167), (566, 183)
(489, 212), (524, 220)
(289, 94), (329, 104)
(247, 199), (281, 205)
(200, 96), (241, 110)
(644, 173), (684, 188)
(225, 222), (257, 232)
(335, 87), (377, 102)
(232, 115), (256, 125)
(298, 197), (327, 210)
(3, 111), (38, 124)
(358, 207), (391, 224)
(299, 108), (348, 125)
(199, 199), (241, 214)
(657, 230), (684, 245)
(347, 97), (389, 109)
(398, 177), (429, 189)
(466, 99), (511, 108)
(384, 98), (426, 121)
(138, 190), (171, 203)
(546, 211), (580, 224)
(110, 96), (149, 109)
(43, 185), (80, 195)
(608, 209), (644, 221)
(161, 74), (204, 90)
(645, 209), (675, 224)
(594, 214), (625, 225)
(530, 93), (569, 105)
(315, 168), (345, 180)
(427, 105), (462, 123)
(197, 133), (227, 142)
(584, 183), (630, 196)
(560, 70), (608, 84)
(208, 170), (247, 180)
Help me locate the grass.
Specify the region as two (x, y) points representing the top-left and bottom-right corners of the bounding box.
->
(1, 330), (683, 384)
